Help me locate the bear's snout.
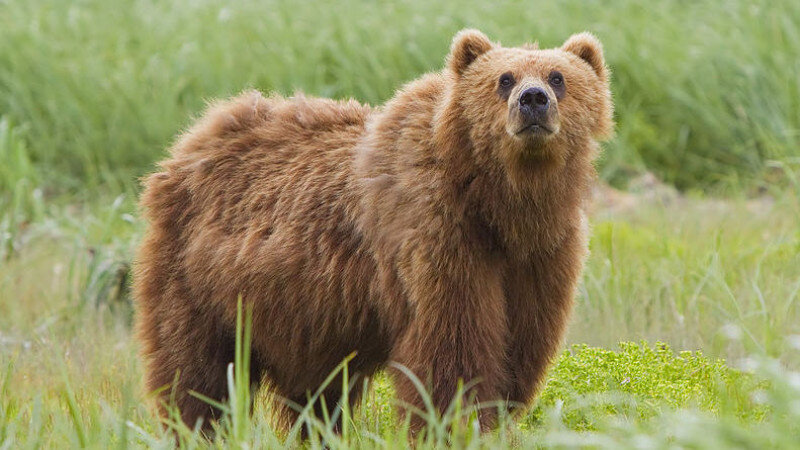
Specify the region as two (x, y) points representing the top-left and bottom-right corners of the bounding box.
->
(507, 83), (560, 140)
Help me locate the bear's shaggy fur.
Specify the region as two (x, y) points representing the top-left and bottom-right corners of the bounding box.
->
(134, 29), (612, 432)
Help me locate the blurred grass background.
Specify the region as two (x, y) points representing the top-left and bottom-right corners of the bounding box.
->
(1, 0), (799, 193)
(1, 0), (800, 447)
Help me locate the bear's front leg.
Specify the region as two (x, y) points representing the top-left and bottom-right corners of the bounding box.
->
(390, 241), (509, 433)
(504, 229), (585, 410)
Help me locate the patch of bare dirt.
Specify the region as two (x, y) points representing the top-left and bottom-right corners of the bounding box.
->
(590, 172), (774, 216)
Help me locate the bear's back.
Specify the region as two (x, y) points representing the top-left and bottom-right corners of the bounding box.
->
(149, 91), (370, 231)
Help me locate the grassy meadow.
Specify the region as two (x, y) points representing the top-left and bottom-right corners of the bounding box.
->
(1, 0), (800, 447)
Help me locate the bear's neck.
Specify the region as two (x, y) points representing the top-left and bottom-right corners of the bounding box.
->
(478, 149), (594, 258)
(432, 89), (596, 258)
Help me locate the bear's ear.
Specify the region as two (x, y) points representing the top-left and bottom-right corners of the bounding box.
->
(447, 29), (494, 76)
(562, 32), (607, 80)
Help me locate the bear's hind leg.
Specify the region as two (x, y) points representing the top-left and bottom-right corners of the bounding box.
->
(141, 310), (264, 433)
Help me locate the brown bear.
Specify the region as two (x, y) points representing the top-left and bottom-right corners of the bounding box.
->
(133, 29), (613, 434)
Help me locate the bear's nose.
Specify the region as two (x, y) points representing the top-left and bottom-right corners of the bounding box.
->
(519, 87), (549, 112)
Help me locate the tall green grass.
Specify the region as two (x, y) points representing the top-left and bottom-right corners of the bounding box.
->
(1, 0), (798, 192)
(0, 288), (796, 448)
(0, 117), (44, 259)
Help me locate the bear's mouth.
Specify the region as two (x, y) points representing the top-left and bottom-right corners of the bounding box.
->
(515, 123), (555, 136)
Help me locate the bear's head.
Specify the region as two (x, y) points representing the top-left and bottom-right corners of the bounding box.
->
(444, 29), (613, 163)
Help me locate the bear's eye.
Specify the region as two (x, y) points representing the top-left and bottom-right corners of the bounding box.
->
(498, 73), (515, 88)
(548, 71), (566, 99)
(548, 71), (564, 87)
